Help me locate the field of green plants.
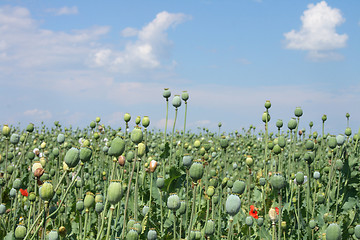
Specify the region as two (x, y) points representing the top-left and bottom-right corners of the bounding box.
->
(1, 89), (360, 240)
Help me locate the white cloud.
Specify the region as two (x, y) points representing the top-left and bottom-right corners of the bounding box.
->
(24, 109), (52, 119)
(90, 11), (190, 72)
(284, 1), (348, 60)
(47, 6), (78, 16)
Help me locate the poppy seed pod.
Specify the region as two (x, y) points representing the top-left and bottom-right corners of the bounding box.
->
(207, 186), (215, 197)
(76, 199), (84, 211)
(336, 135), (345, 146)
(204, 219), (215, 236)
(142, 116), (150, 128)
(26, 123), (34, 133)
(322, 114), (327, 122)
(0, 204), (6, 215)
(189, 160), (204, 182)
(327, 136), (337, 149)
(10, 133), (20, 145)
(127, 228), (139, 240)
(220, 136), (229, 149)
(131, 127), (143, 144)
(345, 127), (352, 137)
(172, 95), (181, 108)
(156, 177), (164, 189)
(107, 180), (123, 205)
(295, 172), (304, 185)
(147, 228), (157, 240)
(15, 224), (27, 239)
(163, 88), (171, 99)
(181, 91), (189, 101)
(95, 202), (104, 213)
(313, 171), (320, 179)
(225, 194), (241, 216)
(84, 192), (95, 209)
(245, 216), (254, 226)
(305, 140), (314, 150)
(2, 125), (10, 137)
(269, 208), (278, 222)
(13, 178), (21, 190)
(48, 230), (58, 240)
(149, 160), (157, 172)
(276, 119), (283, 129)
(273, 144), (281, 155)
(294, 107), (303, 117)
(124, 113), (131, 123)
(108, 137), (126, 157)
(135, 116), (141, 125)
(137, 143), (146, 157)
(182, 154), (193, 168)
(232, 180), (246, 195)
(118, 155), (125, 166)
(178, 200), (186, 215)
(270, 174), (285, 190)
(90, 121), (96, 129)
(40, 182), (54, 201)
(80, 147), (92, 162)
(167, 193), (180, 211)
(354, 225), (360, 239)
(57, 134), (65, 144)
(287, 118), (297, 130)
(262, 112), (270, 123)
(64, 148), (80, 168)
(264, 100), (271, 109)
(326, 223), (341, 240)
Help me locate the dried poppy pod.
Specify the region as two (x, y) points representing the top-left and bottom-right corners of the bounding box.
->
(268, 208), (278, 223)
(34, 167), (45, 178)
(118, 155), (125, 166)
(149, 160), (157, 172)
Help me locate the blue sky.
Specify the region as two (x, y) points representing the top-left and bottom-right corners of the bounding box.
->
(1, 0), (359, 135)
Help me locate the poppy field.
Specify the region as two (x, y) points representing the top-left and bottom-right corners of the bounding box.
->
(1, 89), (360, 240)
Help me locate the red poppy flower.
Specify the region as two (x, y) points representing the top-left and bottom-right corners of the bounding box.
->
(275, 207), (279, 215)
(20, 189), (28, 197)
(249, 205), (258, 219)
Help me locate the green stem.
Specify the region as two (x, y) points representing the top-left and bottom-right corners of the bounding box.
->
(105, 205), (115, 240)
(188, 183), (197, 238)
(83, 210), (89, 240)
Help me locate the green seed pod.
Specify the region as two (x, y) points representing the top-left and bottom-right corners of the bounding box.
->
(131, 127), (143, 144)
(207, 186), (215, 197)
(2, 124), (10, 137)
(294, 107), (303, 117)
(80, 147), (92, 162)
(107, 180), (123, 205)
(313, 171), (320, 179)
(64, 147), (80, 168)
(335, 159), (343, 170)
(232, 180), (246, 195)
(137, 143), (146, 157)
(227, 179), (234, 188)
(13, 178), (22, 190)
(262, 112), (270, 123)
(26, 123), (34, 133)
(189, 161), (204, 182)
(259, 178), (266, 186)
(182, 154), (193, 168)
(328, 136), (337, 149)
(108, 137), (126, 157)
(29, 192), (36, 202)
(95, 116), (101, 123)
(76, 199), (84, 211)
(95, 202), (104, 213)
(220, 137), (229, 149)
(133, 222), (141, 234)
(75, 179), (82, 188)
(40, 182), (54, 201)
(305, 140), (314, 150)
(142, 205), (150, 216)
(322, 114), (327, 122)
(15, 224), (27, 239)
(52, 148), (59, 157)
(147, 228), (157, 240)
(124, 113), (131, 123)
(127, 219), (136, 231)
(349, 227), (355, 235)
(172, 95), (181, 108)
(336, 135), (345, 146)
(276, 119), (283, 129)
(317, 192), (325, 204)
(264, 100), (271, 109)
(156, 177), (164, 189)
(48, 230), (59, 240)
(178, 200), (186, 215)
(278, 136), (286, 148)
(295, 172), (304, 185)
(245, 216), (254, 226)
(126, 151), (135, 162)
(354, 225), (360, 239)
(326, 223), (341, 240)
(95, 193), (103, 203)
(163, 88), (171, 99)
(270, 174), (285, 190)
(90, 121), (96, 129)
(126, 228), (139, 240)
(345, 127), (352, 137)
(273, 144), (281, 155)
(142, 116), (150, 128)
(288, 118), (297, 130)
(84, 192), (95, 209)
(225, 194), (241, 216)
(135, 116), (141, 125)
(257, 217), (264, 226)
(181, 91), (189, 102)
(10, 133), (20, 144)
(167, 193), (180, 211)
(0, 204), (6, 215)
(245, 156), (254, 166)
(204, 219), (215, 236)
(309, 219), (316, 229)
(57, 134), (65, 144)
